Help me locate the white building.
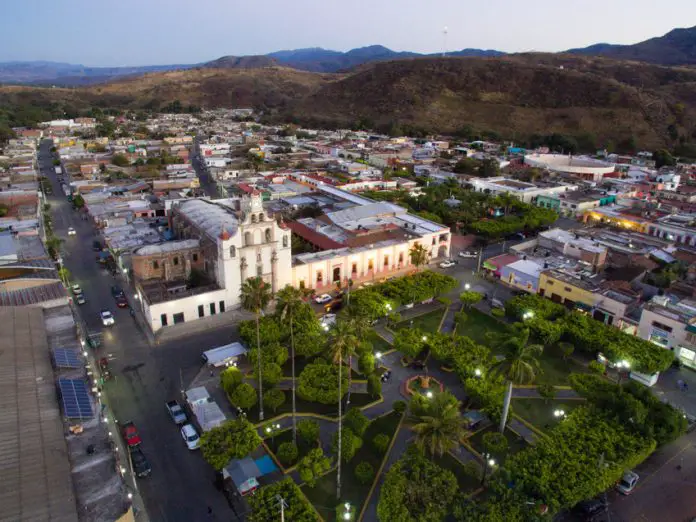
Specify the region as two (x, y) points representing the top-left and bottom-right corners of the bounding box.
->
(638, 295), (696, 371)
(135, 194), (292, 331)
(469, 176), (577, 203)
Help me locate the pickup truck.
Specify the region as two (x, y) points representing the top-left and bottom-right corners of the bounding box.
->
(166, 400), (187, 424)
(121, 421), (142, 447)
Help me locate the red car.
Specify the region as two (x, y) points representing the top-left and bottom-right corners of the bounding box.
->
(121, 421), (142, 447)
(116, 296), (128, 308)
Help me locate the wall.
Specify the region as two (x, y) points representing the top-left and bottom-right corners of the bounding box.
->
(132, 246), (203, 282)
(500, 265), (539, 293)
(538, 272), (596, 308)
(142, 287), (230, 332)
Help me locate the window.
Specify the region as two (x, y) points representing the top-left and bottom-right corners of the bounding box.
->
(229, 245), (236, 258)
(265, 229), (272, 243)
(160, 314), (168, 326)
(259, 213), (265, 221)
(173, 256), (179, 266)
(257, 251), (262, 262)
(152, 260), (159, 269)
(257, 265), (263, 276)
(192, 253), (198, 262)
(351, 263), (357, 275)
(398, 252), (404, 265)
(384, 255), (389, 267)
(251, 214), (257, 224)
(245, 232), (252, 246)
(316, 271), (323, 284)
(198, 305), (204, 318)
(368, 259), (374, 271)
(282, 235), (288, 248)
(431, 238), (436, 246)
(564, 286), (572, 292)
(219, 301), (225, 313)
(172, 312), (184, 324)
(210, 303), (216, 315)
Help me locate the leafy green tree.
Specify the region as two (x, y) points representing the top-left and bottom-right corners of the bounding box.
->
(332, 427), (363, 463)
(247, 342), (289, 368)
(505, 294), (565, 321)
(298, 362), (348, 404)
(298, 448), (332, 488)
(410, 391), (466, 457)
(111, 153), (130, 167)
(297, 419), (320, 444)
(240, 276), (273, 420)
(559, 342), (575, 361)
(220, 367), (243, 395)
(489, 328), (542, 433)
(200, 418), (261, 470)
(393, 327), (428, 359)
(263, 388), (286, 412)
(276, 285), (306, 443)
(588, 360), (606, 375)
(57, 267), (71, 285)
(409, 243), (430, 271)
(653, 149), (676, 168)
(355, 461), (375, 485)
(377, 448), (458, 522)
(537, 383), (556, 404)
(344, 408), (371, 437)
(359, 352), (376, 375)
(277, 442), (298, 466)
(393, 400), (407, 415)
(459, 291), (482, 309)
(526, 318), (563, 346)
(72, 194), (85, 209)
(367, 373), (382, 398)
(230, 383), (258, 410)
(239, 316), (283, 347)
(248, 478), (318, 521)
(256, 361), (283, 388)
(482, 431), (508, 457)
(373, 433), (390, 454)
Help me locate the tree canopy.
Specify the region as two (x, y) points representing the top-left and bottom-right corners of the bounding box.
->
(200, 418), (261, 471)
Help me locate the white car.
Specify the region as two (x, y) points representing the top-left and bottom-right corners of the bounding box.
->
(616, 470), (639, 495)
(439, 260), (456, 269)
(100, 310), (115, 326)
(314, 293), (332, 304)
(181, 424), (200, 450)
(459, 251), (478, 258)
(67, 227), (76, 236)
(321, 313), (337, 327)
(72, 284), (82, 296)
(76, 294), (86, 305)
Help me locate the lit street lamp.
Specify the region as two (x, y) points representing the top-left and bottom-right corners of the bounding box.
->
(464, 283), (471, 290)
(522, 311), (535, 320)
(265, 423), (282, 445)
(616, 360), (631, 385)
(474, 368), (482, 378)
(553, 409), (566, 420)
(426, 391), (434, 399)
(481, 453), (496, 485)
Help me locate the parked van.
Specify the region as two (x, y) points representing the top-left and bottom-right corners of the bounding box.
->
(491, 298), (504, 309)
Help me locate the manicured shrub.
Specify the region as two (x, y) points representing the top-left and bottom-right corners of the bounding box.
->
(393, 400), (407, 415)
(354, 461), (375, 485)
(373, 433), (390, 454)
(297, 419), (320, 444)
(277, 442), (298, 466)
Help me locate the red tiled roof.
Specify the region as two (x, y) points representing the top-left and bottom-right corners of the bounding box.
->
(286, 221), (344, 250)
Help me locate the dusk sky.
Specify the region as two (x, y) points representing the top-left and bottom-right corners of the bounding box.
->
(2, 0), (696, 66)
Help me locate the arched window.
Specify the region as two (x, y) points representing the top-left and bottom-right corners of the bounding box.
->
(259, 213), (265, 221)
(282, 235), (288, 248)
(316, 271), (323, 284)
(229, 245), (236, 258)
(245, 232), (252, 246)
(251, 214), (257, 224)
(265, 229), (272, 243)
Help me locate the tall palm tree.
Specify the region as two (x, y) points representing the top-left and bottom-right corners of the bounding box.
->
(411, 391), (466, 457)
(239, 276), (273, 421)
(489, 328), (542, 433)
(275, 285), (304, 444)
(328, 320), (360, 500)
(409, 243), (429, 271)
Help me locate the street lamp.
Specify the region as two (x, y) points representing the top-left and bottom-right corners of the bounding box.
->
(474, 368), (482, 378)
(617, 360), (631, 385)
(426, 391), (434, 399)
(342, 502), (353, 521)
(265, 423), (282, 445)
(522, 311), (535, 320)
(481, 453), (496, 485)
(464, 283), (471, 290)
(553, 409), (566, 420)
(422, 336), (427, 342)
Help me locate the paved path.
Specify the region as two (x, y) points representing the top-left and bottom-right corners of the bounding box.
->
(440, 305), (458, 334)
(508, 417), (540, 445)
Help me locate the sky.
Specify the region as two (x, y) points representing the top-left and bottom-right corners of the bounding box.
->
(2, 0), (696, 66)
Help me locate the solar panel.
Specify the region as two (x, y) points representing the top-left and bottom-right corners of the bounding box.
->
(53, 348), (82, 369)
(58, 378), (94, 419)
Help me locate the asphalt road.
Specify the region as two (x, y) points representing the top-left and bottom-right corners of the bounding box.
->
(39, 141), (241, 522)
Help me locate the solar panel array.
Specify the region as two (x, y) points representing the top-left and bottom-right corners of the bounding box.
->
(58, 378), (94, 419)
(53, 348), (82, 369)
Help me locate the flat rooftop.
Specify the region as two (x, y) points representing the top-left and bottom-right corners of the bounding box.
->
(0, 307), (79, 522)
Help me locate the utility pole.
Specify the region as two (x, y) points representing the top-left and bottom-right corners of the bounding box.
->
(476, 248), (483, 274)
(276, 495), (287, 522)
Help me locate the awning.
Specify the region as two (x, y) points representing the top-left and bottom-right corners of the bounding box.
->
(483, 261), (497, 271)
(575, 302), (593, 312)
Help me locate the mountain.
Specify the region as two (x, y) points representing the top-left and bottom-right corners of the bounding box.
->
(0, 60), (194, 85)
(203, 55), (278, 69)
(447, 48), (506, 57)
(567, 26), (696, 65)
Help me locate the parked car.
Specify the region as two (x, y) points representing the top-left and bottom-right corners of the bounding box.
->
(380, 369), (392, 383)
(574, 496), (607, 519)
(459, 251), (478, 258)
(67, 227), (76, 236)
(100, 310), (115, 326)
(121, 421), (141, 447)
(616, 470), (639, 495)
(439, 260), (456, 269)
(181, 424), (200, 450)
(116, 296), (129, 308)
(76, 294), (86, 305)
(491, 298), (504, 309)
(313, 293), (332, 304)
(111, 286), (125, 298)
(166, 400), (188, 425)
(71, 284), (82, 296)
(129, 446), (152, 478)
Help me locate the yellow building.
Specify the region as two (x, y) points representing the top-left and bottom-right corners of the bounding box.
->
(538, 270), (597, 310)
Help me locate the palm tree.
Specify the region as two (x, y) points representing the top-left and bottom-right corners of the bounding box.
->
(409, 243), (429, 271)
(328, 320), (360, 500)
(411, 391), (466, 457)
(239, 276), (273, 421)
(489, 328), (542, 433)
(275, 285), (304, 444)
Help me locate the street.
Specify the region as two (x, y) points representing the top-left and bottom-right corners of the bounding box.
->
(39, 141), (239, 522)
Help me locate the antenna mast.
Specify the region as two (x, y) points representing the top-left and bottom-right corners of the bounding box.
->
(442, 26), (448, 57)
